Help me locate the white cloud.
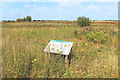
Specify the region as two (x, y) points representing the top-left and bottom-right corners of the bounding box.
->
(1, 0), (119, 2)
(59, 2), (74, 7)
(33, 7), (49, 11)
(86, 5), (99, 10)
(58, 2), (81, 7)
(24, 4), (36, 7)
(1, 0), (118, 20)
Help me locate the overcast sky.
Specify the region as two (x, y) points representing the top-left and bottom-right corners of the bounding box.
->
(0, 0), (119, 21)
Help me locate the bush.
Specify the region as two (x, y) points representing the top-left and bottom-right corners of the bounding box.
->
(16, 16), (32, 22)
(16, 18), (24, 22)
(87, 31), (108, 44)
(27, 16), (32, 21)
(24, 16), (32, 21)
(77, 16), (91, 27)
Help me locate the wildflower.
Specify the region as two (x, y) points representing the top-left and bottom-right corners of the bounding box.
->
(81, 49), (84, 52)
(29, 30), (32, 32)
(85, 43), (88, 46)
(83, 56), (86, 58)
(32, 61), (34, 63)
(94, 38), (97, 41)
(76, 71), (79, 73)
(34, 59), (37, 61)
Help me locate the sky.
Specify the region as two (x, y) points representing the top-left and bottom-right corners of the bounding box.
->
(0, 0), (119, 21)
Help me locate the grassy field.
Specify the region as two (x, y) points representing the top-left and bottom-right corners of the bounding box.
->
(1, 21), (118, 78)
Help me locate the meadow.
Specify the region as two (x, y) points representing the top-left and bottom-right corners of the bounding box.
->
(1, 21), (118, 78)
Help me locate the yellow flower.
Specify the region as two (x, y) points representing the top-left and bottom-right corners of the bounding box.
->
(32, 61), (34, 63)
(85, 43), (88, 46)
(81, 49), (84, 52)
(30, 30), (32, 32)
(34, 59), (37, 61)
(76, 71), (79, 73)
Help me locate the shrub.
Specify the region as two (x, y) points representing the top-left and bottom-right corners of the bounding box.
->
(27, 16), (32, 21)
(16, 18), (24, 22)
(77, 16), (91, 27)
(87, 31), (108, 44)
(24, 16), (32, 21)
(16, 16), (32, 22)
(24, 18), (29, 21)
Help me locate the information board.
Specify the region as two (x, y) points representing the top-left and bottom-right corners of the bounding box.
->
(44, 40), (73, 55)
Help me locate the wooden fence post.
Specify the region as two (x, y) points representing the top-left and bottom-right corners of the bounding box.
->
(48, 45), (50, 62)
(65, 55), (68, 70)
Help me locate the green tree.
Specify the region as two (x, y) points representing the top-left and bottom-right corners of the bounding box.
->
(23, 16), (32, 21)
(77, 16), (91, 27)
(16, 18), (24, 21)
(24, 17), (29, 21)
(26, 16), (32, 21)
(23, 17), (26, 21)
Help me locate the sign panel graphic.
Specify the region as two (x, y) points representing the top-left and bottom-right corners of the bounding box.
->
(44, 40), (73, 55)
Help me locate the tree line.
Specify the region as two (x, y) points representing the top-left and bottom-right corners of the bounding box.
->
(17, 16), (32, 21)
(2, 16), (92, 27)
(2, 16), (32, 22)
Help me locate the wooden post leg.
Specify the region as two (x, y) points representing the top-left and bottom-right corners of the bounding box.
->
(44, 52), (47, 62)
(65, 55), (68, 70)
(48, 45), (50, 62)
(44, 52), (47, 72)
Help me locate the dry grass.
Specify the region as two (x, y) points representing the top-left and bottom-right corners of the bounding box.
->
(1, 21), (118, 78)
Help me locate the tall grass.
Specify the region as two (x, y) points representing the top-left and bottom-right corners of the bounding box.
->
(2, 21), (118, 78)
